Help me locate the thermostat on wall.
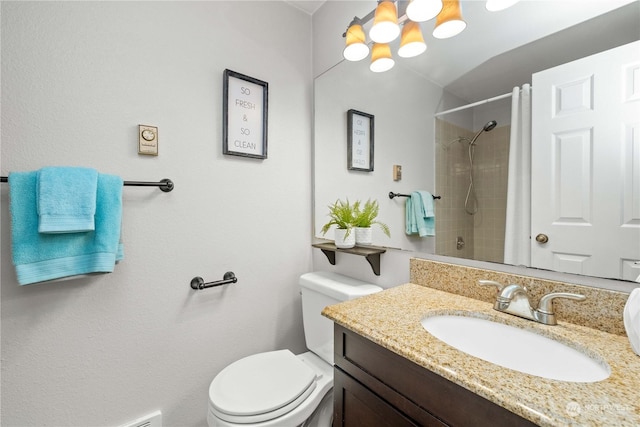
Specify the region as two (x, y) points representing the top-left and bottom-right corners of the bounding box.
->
(393, 164), (402, 181)
(138, 125), (158, 156)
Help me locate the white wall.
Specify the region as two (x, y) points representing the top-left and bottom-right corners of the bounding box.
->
(1, 2), (312, 426)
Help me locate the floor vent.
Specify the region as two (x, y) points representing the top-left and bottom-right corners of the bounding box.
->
(120, 410), (162, 427)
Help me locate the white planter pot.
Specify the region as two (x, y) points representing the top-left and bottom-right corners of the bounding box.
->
(355, 227), (373, 246)
(335, 228), (355, 248)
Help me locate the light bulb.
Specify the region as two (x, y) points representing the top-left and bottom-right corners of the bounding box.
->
(343, 24), (369, 61)
(433, 0), (466, 39)
(406, 0), (443, 22)
(486, 0), (519, 11)
(370, 43), (395, 72)
(398, 21), (427, 58)
(369, 1), (400, 44)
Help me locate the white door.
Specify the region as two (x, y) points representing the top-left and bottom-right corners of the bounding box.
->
(531, 41), (640, 281)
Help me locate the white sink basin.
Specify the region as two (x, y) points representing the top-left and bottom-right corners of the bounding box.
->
(421, 314), (610, 383)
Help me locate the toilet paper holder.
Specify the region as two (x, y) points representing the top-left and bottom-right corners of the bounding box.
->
(190, 272), (237, 290)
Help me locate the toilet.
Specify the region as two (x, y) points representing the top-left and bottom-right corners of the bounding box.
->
(207, 271), (383, 427)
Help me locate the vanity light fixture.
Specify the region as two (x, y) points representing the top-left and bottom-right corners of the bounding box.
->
(433, 0), (466, 39)
(406, 0), (443, 22)
(370, 43), (395, 72)
(343, 0), (516, 72)
(398, 21), (427, 58)
(343, 21), (370, 61)
(369, 0), (401, 43)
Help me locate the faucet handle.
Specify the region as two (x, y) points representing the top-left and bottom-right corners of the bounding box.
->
(537, 292), (586, 314)
(478, 280), (505, 292)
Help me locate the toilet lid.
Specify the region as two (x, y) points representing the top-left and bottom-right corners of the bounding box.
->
(209, 349), (317, 420)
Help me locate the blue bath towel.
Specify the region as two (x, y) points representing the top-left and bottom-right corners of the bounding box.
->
(10, 171), (124, 285)
(37, 166), (98, 233)
(405, 191), (435, 237)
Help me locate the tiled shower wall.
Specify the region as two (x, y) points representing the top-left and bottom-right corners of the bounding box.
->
(435, 119), (510, 263)
(435, 119), (474, 259)
(472, 124), (510, 262)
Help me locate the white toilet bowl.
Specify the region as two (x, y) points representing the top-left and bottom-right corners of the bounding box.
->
(206, 272), (382, 427)
(207, 351), (333, 427)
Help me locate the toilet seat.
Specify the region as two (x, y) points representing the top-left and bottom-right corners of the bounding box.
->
(209, 350), (318, 424)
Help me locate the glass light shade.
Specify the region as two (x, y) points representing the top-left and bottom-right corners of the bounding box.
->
(398, 21), (427, 58)
(486, 0), (519, 11)
(370, 43), (395, 72)
(433, 0), (466, 39)
(369, 1), (400, 44)
(406, 0), (443, 22)
(343, 24), (370, 61)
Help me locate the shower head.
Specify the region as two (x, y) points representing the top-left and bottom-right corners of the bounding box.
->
(483, 120), (497, 132)
(469, 120), (497, 146)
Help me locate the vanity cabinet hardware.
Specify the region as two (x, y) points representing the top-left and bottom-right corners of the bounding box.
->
(312, 243), (386, 276)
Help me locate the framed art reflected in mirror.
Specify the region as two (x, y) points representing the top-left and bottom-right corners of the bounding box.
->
(347, 109), (374, 172)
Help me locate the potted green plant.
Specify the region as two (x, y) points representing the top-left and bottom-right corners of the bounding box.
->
(352, 199), (390, 245)
(320, 199), (356, 248)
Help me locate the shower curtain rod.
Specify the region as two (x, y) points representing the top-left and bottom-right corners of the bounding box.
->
(434, 87), (531, 118)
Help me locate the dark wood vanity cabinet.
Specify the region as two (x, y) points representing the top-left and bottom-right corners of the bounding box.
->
(333, 324), (538, 427)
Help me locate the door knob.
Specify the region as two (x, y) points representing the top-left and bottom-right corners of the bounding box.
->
(535, 233), (549, 244)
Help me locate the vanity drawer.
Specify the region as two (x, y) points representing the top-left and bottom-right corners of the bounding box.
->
(334, 324), (537, 427)
(334, 367), (426, 427)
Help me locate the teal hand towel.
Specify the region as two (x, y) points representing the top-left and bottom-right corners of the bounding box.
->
(405, 191), (435, 237)
(37, 166), (98, 233)
(417, 191), (435, 237)
(405, 196), (416, 235)
(10, 171), (124, 285)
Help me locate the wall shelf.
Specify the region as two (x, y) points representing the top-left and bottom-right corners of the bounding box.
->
(312, 243), (386, 276)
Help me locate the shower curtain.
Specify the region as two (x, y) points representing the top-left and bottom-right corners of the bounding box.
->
(504, 84), (531, 266)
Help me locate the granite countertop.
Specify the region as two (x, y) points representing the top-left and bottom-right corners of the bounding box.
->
(322, 283), (640, 427)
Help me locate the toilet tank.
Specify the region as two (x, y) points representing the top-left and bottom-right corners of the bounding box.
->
(299, 271), (382, 365)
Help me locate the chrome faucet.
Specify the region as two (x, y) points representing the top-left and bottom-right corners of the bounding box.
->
(478, 280), (586, 325)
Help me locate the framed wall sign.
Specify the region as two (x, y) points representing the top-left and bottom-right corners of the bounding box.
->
(347, 109), (374, 171)
(223, 69), (268, 159)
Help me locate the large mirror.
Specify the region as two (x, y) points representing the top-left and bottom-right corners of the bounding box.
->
(313, 0), (640, 282)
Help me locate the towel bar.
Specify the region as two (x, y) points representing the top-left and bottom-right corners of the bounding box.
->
(0, 176), (174, 192)
(389, 192), (441, 200)
(190, 272), (237, 290)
